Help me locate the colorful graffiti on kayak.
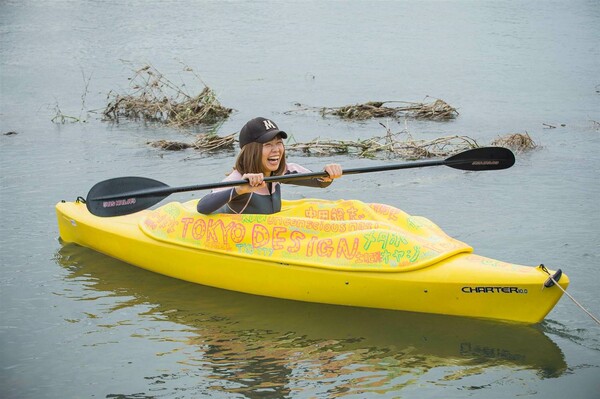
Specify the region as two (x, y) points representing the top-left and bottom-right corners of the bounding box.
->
(140, 199), (473, 272)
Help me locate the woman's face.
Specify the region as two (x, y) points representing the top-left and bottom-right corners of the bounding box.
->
(261, 136), (285, 175)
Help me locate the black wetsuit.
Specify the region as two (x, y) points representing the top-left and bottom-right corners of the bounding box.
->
(196, 163), (331, 215)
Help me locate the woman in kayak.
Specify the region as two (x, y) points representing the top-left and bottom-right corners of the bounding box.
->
(197, 117), (342, 214)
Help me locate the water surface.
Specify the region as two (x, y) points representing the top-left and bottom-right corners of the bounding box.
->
(1, 1), (599, 398)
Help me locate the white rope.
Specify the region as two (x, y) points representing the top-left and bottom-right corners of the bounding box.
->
(543, 269), (600, 326)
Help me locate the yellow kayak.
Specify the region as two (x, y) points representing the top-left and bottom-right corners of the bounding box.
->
(56, 198), (568, 323)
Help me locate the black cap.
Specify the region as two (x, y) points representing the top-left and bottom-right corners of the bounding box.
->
(238, 117), (288, 148)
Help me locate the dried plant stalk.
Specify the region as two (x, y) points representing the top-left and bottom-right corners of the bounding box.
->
(491, 132), (538, 153)
(316, 97), (459, 121)
(287, 124), (478, 159)
(192, 132), (236, 151)
(104, 63), (232, 127)
(149, 132), (236, 152)
(150, 125), (539, 164)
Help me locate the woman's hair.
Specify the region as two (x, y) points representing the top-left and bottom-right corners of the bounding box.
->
(235, 141), (286, 176)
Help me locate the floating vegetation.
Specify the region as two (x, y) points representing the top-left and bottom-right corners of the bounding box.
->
(289, 97), (459, 121)
(324, 101), (400, 119)
(408, 98), (459, 120)
(51, 69), (93, 124)
(149, 132), (236, 152)
(51, 102), (84, 124)
(149, 140), (192, 151)
(491, 132), (538, 153)
(104, 63), (232, 127)
(287, 123), (478, 159)
(148, 123), (476, 159)
(148, 123), (535, 161)
(287, 135), (477, 159)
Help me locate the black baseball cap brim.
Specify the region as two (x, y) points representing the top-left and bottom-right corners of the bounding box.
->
(239, 117), (288, 148)
(256, 129), (287, 143)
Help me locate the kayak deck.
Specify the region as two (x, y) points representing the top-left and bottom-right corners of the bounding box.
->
(140, 199), (473, 272)
(56, 199), (568, 323)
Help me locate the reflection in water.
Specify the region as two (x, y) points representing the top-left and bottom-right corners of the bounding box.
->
(55, 243), (566, 398)
(541, 319), (600, 353)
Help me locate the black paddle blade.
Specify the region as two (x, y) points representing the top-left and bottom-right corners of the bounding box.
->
(445, 147), (515, 171)
(86, 177), (170, 217)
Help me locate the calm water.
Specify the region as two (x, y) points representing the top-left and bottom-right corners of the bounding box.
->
(1, 1), (599, 398)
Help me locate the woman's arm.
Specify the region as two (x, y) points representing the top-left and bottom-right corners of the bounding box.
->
(284, 163), (342, 188)
(197, 172), (267, 214)
(196, 188), (239, 214)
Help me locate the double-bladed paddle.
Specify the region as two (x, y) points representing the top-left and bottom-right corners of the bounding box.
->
(86, 146), (515, 217)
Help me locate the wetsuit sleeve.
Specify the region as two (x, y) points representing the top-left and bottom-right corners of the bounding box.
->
(285, 174), (333, 188)
(284, 163), (333, 188)
(197, 188), (238, 214)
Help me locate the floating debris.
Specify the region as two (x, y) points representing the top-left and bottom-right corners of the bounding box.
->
(491, 132), (538, 153)
(150, 123), (478, 159)
(323, 101), (399, 120)
(51, 102), (85, 124)
(409, 98), (459, 120)
(50, 69), (92, 124)
(104, 63), (232, 127)
(288, 97), (459, 121)
(149, 140), (192, 151)
(287, 123), (477, 159)
(192, 132), (236, 151)
(149, 124), (538, 162)
(149, 132), (236, 152)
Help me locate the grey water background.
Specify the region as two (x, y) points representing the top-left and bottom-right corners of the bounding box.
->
(1, 0), (599, 398)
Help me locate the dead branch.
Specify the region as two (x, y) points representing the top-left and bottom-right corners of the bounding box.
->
(491, 132), (538, 153)
(287, 97), (459, 121)
(104, 63), (232, 127)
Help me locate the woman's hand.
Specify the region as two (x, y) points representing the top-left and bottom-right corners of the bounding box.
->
(320, 164), (343, 182)
(236, 173), (266, 194)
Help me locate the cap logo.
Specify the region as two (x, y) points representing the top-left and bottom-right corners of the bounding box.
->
(263, 120), (276, 130)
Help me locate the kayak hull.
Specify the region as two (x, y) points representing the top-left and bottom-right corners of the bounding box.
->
(56, 200), (568, 323)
